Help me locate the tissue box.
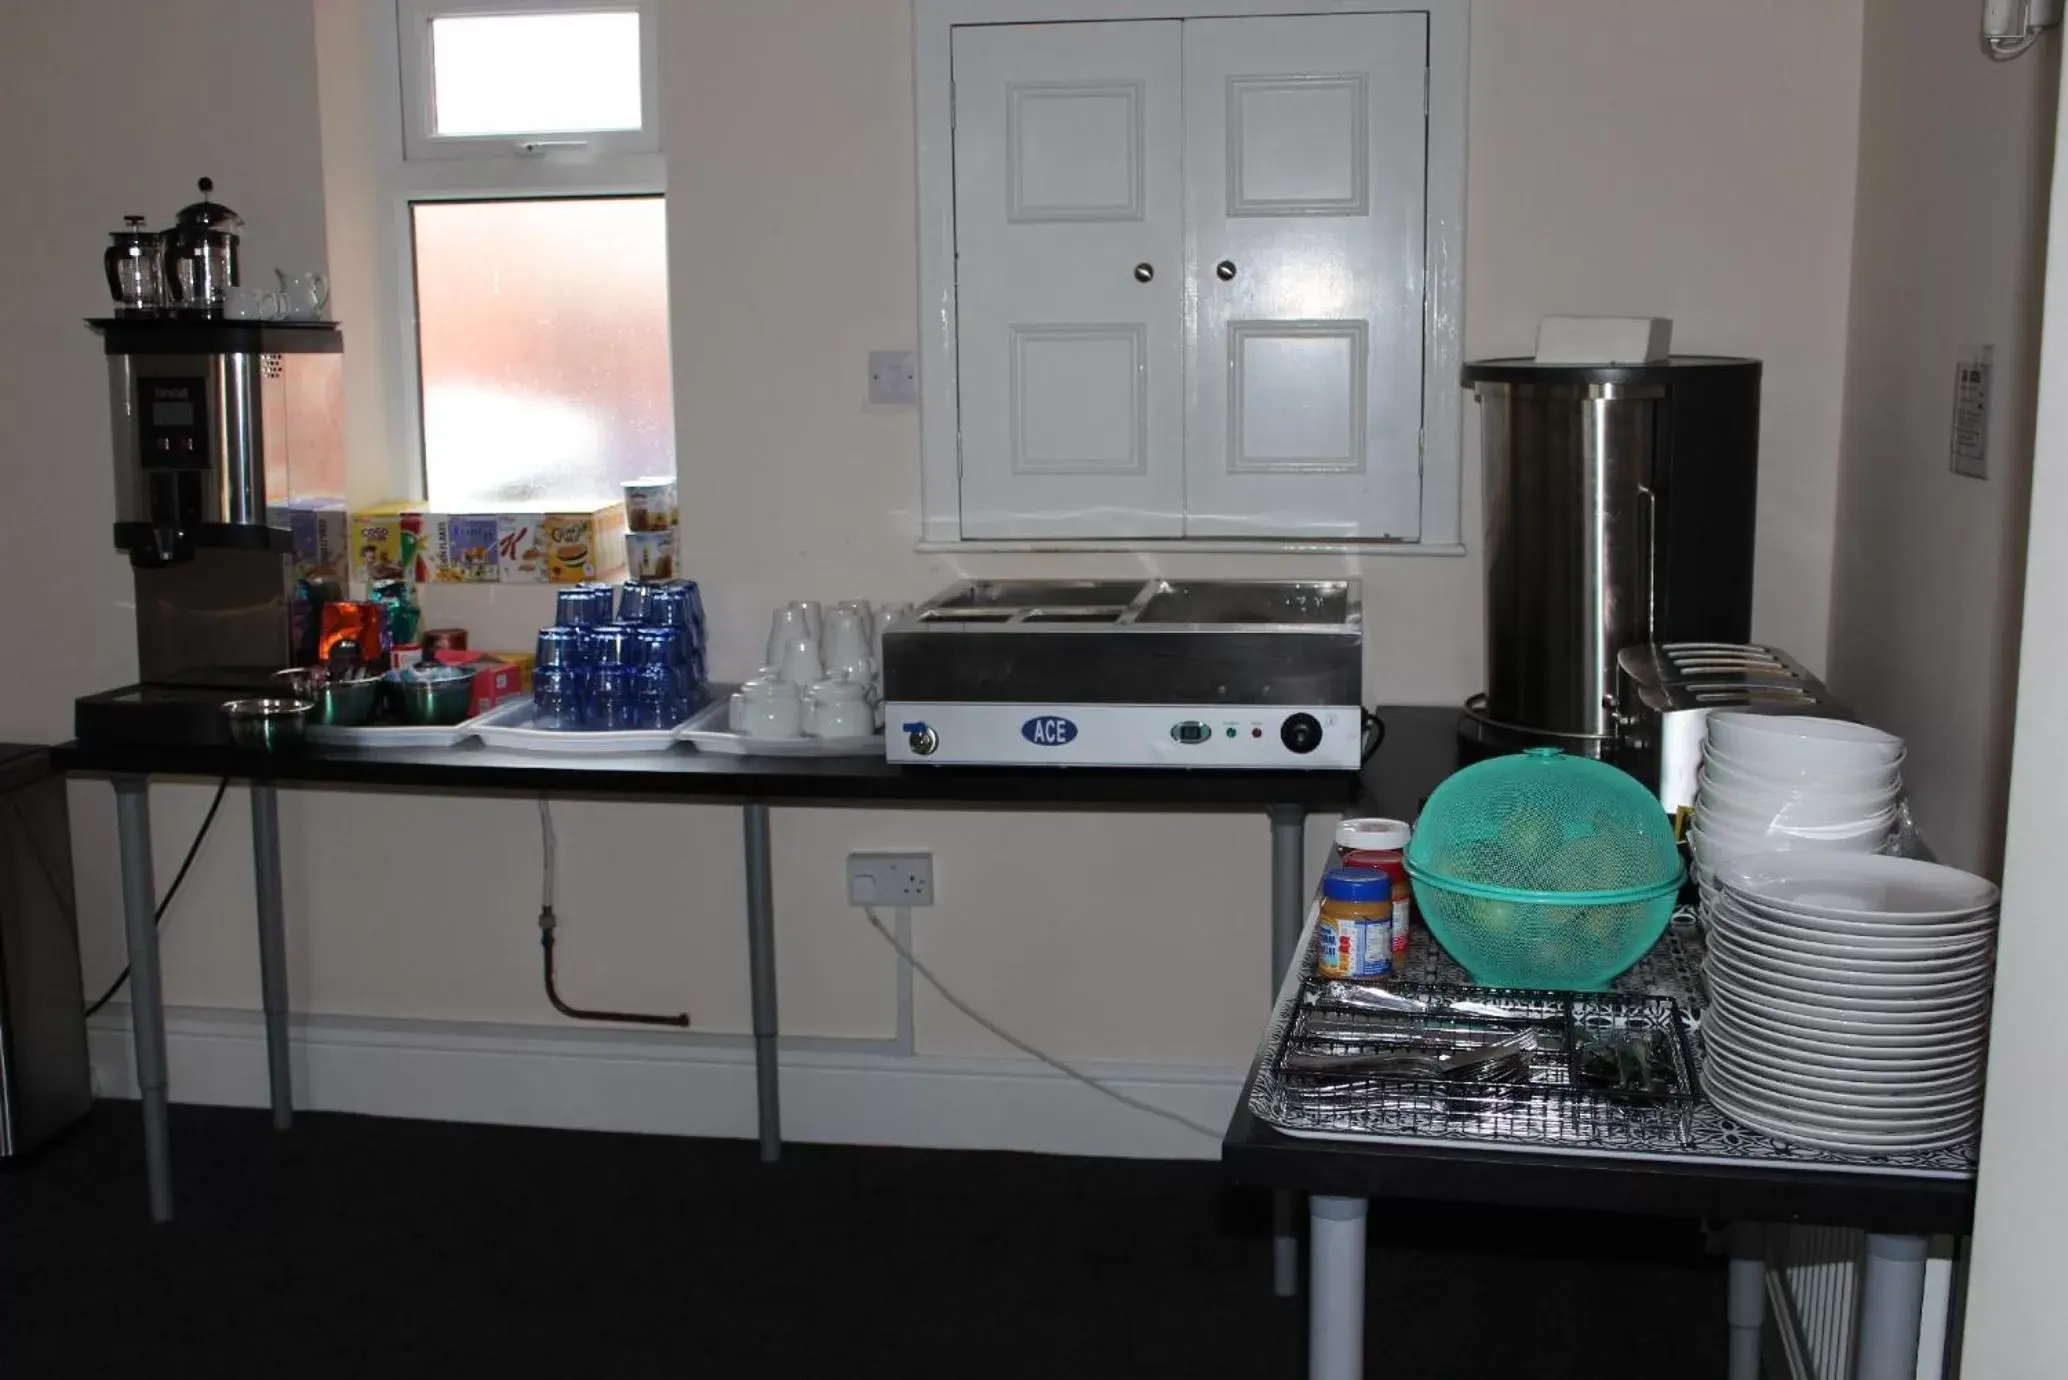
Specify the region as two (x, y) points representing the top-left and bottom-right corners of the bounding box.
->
(1534, 316), (1673, 366)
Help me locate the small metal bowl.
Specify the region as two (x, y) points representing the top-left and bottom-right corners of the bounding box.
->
(382, 666), (475, 726)
(224, 698), (312, 752)
(277, 668), (382, 726)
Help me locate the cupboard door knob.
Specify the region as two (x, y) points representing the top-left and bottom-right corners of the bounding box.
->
(1216, 260), (1238, 281)
(1133, 262), (1154, 283)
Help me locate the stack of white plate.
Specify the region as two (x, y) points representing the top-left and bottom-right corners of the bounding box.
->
(1701, 852), (1998, 1155)
(1690, 713), (1906, 906)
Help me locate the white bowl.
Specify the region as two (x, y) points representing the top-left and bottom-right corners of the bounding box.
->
(1719, 853), (2001, 923)
(1700, 749), (1903, 796)
(1696, 777), (1899, 833)
(1707, 719), (1905, 779)
(1704, 958), (1991, 1021)
(1704, 945), (1992, 1004)
(1706, 986), (1990, 1048)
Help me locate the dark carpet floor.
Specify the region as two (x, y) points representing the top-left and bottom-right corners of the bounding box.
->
(1, 1103), (1726, 1378)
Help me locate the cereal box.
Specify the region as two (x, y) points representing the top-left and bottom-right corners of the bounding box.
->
(496, 504), (626, 584)
(352, 503), (428, 584)
(427, 513), (501, 583)
(267, 497), (351, 585)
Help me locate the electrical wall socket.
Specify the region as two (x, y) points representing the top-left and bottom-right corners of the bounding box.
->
(847, 852), (934, 906)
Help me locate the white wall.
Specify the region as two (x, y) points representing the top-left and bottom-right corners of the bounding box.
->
(1826, 1), (2059, 878)
(1962, 52), (2068, 1378)
(3, 0), (1865, 1152)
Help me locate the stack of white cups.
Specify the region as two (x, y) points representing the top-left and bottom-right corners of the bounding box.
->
(729, 599), (914, 741)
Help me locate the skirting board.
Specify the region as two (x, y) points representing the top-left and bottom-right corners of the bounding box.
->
(87, 1005), (1242, 1160)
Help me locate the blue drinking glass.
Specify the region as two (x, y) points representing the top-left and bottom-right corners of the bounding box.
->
(587, 664), (636, 731)
(555, 588), (605, 627)
(589, 623), (641, 668)
(536, 625), (587, 668)
(631, 663), (680, 728)
(617, 580), (654, 626)
(532, 665), (586, 731)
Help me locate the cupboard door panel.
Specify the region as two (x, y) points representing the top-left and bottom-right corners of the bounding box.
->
(1184, 14), (1428, 539)
(952, 22), (1185, 538)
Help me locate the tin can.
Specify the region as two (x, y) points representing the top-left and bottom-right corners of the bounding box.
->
(1315, 869), (1394, 980)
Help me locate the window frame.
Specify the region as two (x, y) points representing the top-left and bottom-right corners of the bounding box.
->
(912, 0), (1468, 554)
(396, 0), (663, 163)
(367, 0), (670, 511)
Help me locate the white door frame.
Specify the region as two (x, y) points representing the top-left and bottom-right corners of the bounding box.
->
(912, 0), (1469, 549)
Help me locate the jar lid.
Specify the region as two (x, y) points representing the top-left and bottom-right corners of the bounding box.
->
(1336, 817), (1412, 851)
(1321, 868), (1391, 903)
(173, 177), (243, 232)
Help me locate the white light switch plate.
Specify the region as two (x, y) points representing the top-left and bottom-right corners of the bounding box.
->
(868, 351), (918, 406)
(847, 852), (934, 906)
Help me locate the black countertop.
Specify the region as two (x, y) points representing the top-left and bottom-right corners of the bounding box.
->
(51, 708), (1468, 811)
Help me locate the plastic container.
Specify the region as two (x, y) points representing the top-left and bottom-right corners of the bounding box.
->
(1336, 818), (1414, 957)
(1316, 868), (1394, 980)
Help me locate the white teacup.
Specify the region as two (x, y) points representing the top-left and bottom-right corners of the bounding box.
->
(791, 600), (823, 641)
(804, 678), (873, 739)
(778, 635), (823, 687)
(824, 607), (871, 670)
(222, 284), (285, 321)
(275, 269), (330, 320)
(728, 675), (778, 731)
(735, 680), (802, 738)
(873, 602), (913, 664)
(767, 606), (811, 667)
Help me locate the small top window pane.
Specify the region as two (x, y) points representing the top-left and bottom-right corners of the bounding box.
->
(431, 12), (643, 137)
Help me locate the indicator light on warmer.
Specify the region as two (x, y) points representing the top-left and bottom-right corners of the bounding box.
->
(1251, 727), (1263, 738)
(1225, 726), (1236, 738)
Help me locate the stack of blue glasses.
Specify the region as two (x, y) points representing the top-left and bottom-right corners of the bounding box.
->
(533, 579), (709, 732)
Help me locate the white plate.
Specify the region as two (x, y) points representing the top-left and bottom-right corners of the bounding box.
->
(1707, 898), (1997, 962)
(1700, 1060), (1979, 1126)
(1719, 853), (2001, 923)
(468, 698), (688, 754)
(1699, 1008), (1987, 1078)
(1704, 950), (1993, 1010)
(676, 691), (885, 758)
(1704, 931), (1993, 989)
(1706, 1083), (1978, 1156)
(1701, 1039), (1982, 1103)
(1705, 984), (1991, 1045)
(1720, 891), (2000, 945)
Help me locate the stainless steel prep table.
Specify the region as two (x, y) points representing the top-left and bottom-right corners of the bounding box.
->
(51, 728), (1363, 1244)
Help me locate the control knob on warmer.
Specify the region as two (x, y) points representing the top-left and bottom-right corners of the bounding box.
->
(902, 722), (939, 756)
(1279, 713), (1322, 755)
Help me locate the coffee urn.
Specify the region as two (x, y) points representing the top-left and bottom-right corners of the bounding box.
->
(1460, 357), (1762, 758)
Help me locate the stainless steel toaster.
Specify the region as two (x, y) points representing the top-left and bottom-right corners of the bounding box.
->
(1613, 643), (1850, 827)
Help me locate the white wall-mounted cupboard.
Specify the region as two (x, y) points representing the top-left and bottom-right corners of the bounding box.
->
(917, 0), (1466, 547)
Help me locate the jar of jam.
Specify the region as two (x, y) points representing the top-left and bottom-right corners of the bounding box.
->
(1316, 868), (1393, 980)
(1335, 818), (1414, 958)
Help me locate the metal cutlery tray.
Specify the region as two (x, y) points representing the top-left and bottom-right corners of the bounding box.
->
(1259, 980), (1703, 1150)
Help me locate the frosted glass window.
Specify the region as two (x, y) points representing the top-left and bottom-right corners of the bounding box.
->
(430, 12), (643, 137)
(414, 198), (674, 508)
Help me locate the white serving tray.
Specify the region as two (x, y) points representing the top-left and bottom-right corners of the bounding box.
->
(306, 707), (498, 750)
(468, 697), (688, 754)
(677, 692), (884, 757)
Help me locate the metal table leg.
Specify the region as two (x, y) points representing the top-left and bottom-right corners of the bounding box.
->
(742, 803), (780, 1161)
(1308, 1195), (1367, 1380)
(1268, 804), (1307, 1298)
(1727, 1223), (1765, 1380)
(1855, 1233), (1929, 1379)
(250, 785), (293, 1130)
(114, 777), (173, 1223)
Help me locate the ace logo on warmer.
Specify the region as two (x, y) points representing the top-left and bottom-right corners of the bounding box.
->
(1021, 716), (1078, 746)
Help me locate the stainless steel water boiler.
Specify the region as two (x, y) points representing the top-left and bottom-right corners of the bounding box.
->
(1461, 357), (1762, 756)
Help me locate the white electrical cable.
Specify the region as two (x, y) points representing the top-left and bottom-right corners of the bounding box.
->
(859, 905), (1220, 1140)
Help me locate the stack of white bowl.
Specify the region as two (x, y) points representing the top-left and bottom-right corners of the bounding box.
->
(1700, 852), (1998, 1154)
(1690, 713), (1907, 908)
